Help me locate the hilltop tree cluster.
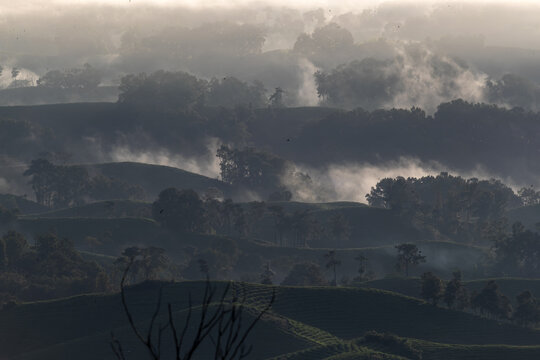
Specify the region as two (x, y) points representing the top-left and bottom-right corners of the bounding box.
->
(118, 70), (268, 113)
(152, 187), (351, 249)
(491, 221), (540, 277)
(217, 145), (294, 198)
(152, 188), (266, 238)
(367, 173), (519, 243)
(37, 64), (102, 90)
(23, 159), (145, 208)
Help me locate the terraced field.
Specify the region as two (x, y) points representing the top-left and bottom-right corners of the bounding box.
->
(1, 281), (540, 360)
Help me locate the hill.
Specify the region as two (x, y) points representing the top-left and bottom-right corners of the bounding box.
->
(86, 162), (231, 200)
(30, 199), (151, 219)
(0, 86), (118, 106)
(13, 212), (486, 280)
(0, 193), (48, 214)
(15, 217), (165, 255)
(252, 201), (428, 248)
(1, 282), (540, 360)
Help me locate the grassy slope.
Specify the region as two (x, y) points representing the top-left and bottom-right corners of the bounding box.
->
(358, 277), (540, 305)
(2, 282), (540, 360)
(267, 286), (540, 345)
(26, 199), (152, 219)
(87, 162), (231, 200)
(0, 87), (118, 106)
(250, 201), (429, 249)
(15, 217), (164, 255)
(0, 282), (314, 360)
(14, 210), (486, 278)
(0, 193), (48, 214)
(410, 339), (540, 360)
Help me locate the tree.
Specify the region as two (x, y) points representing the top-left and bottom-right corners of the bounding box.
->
(366, 173), (518, 243)
(260, 262), (275, 285)
(118, 70), (207, 113)
(328, 213), (351, 245)
(324, 250), (341, 286)
(366, 177), (420, 217)
(268, 205), (287, 246)
(352, 253), (374, 282)
(471, 280), (513, 319)
(395, 243), (426, 277)
(245, 201), (266, 236)
(216, 146), (288, 196)
(0, 206), (17, 226)
(23, 159), (90, 208)
(111, 260), (275, 360)
(37, 63), (102, 90)
(267, 187), (292, 202)
(23, 159), (59, 207)
(290, 210), (315, 248)
(268, 87), (285, 108)
(115, 247), (171, 283)
(315, 58), (400, 109)
(152, 188), (208, 233)
(514, 290), (540, 326)
(492, 222), (540, 277)
(207, 77), (266, 108)
(219, 199), (246, 236)
(444, 270), (469, 310)
(281, 262), (327, 286)
(420, 272), (444, 305)
(355, 253), (368, 276)
(517, 186), (540, 206)
(1, 231), (28, 269)
(293, 23), (354, 60)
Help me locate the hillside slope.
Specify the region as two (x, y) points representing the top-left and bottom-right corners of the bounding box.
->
(2, 282), (540, 360)
(87, 162), (231, 200)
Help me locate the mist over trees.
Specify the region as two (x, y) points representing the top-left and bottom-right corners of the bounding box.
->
(5, 2), (540, 111)
(5, 3), (540, 360)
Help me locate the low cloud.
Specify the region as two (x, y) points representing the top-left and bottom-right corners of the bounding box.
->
(108, 138), (221, 179)
(283, 157), (527, 204)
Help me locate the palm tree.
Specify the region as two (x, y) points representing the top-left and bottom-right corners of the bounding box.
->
(324, 250), (341, 286)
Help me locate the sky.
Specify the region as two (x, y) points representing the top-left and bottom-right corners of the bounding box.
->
(3, 0), (540, 11)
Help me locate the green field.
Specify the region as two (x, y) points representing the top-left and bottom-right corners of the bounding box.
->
(1, 281), (540, 360)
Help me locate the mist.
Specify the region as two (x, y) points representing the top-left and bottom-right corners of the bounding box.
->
(282, 157), (530, 204)
(3, 1), (540, 109)
(3, 0), (540, 199)
(108, 140), (221, 179)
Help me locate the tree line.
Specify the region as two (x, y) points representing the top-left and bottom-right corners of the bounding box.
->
(23, 159), (145, 208)
(420, 272), (540, 327)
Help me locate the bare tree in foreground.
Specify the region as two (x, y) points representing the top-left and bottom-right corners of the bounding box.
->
(111, 259), (275, 360)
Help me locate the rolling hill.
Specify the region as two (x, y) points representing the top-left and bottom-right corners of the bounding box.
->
(30, 199), (152, 219)
(1, 281), (540, 360)
(86, 162), (232, 200)
(0, 193), (48, 214)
